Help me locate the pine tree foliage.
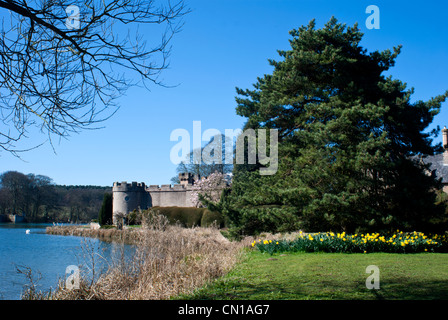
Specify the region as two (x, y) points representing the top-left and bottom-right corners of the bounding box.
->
(221, 17), (448, 236)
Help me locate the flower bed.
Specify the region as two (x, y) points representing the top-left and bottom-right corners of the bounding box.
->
(252, 230), (448, 254)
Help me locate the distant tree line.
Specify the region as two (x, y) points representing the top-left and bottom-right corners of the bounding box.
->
(0, 171), (111, 223)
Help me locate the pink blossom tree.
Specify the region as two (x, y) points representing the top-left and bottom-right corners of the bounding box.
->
(189, 172), (230, 208)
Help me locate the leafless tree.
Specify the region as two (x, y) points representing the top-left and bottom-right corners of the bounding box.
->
(171, 133), (234, 183)
(0, 0), (189, 155)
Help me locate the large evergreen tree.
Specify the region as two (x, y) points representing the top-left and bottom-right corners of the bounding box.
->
(221, 17), (448, 236)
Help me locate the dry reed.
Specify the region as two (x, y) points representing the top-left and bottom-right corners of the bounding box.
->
(48, 213), (253, 300)
(46, 225), (139, 243)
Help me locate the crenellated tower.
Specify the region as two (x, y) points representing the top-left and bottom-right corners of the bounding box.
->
(112, 181), (151, 225)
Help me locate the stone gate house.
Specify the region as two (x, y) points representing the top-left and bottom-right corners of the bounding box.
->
(112, 127), (448, 225)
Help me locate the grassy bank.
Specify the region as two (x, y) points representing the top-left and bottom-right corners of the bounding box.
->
(181, 250), (448, 300)
(43, 224), (448, 300)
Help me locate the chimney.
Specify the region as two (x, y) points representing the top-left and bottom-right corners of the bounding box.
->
(443, 126), (448, 166)
(443, 126), (448, 149)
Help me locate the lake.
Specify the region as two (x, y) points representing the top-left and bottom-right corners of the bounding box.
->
(0, 223), (133, 300)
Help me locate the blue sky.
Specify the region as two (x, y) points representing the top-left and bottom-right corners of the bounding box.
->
(1, 0), (448, 186)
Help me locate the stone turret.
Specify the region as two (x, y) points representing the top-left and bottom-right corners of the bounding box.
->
(178, 172), (199, 186)
(112, 181), (151, 225)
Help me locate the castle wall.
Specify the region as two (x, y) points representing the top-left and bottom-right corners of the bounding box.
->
(148, 184), (194, 207)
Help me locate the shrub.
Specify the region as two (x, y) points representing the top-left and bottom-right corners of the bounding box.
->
(145, 207), (206, 228)
(200, 209), (224, 228)
(127, 209), (142, 225)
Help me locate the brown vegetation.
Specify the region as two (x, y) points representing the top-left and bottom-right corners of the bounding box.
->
(46, 225), (139, 244)
(44, 214), (252, 300)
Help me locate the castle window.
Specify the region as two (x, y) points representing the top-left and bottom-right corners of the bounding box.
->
(124, 196), (130, 202)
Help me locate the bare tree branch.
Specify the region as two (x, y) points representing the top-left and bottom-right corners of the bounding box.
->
(0, 0), (189, 154)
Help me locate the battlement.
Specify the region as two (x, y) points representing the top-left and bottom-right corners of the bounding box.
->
(148, 184), (189, 191)
(113, 181), (147, 192)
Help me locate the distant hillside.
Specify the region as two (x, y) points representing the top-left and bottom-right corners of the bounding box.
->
(0, 170), (112, 223)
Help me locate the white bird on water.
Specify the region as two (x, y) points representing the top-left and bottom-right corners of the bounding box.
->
(25, 229), (30, 234)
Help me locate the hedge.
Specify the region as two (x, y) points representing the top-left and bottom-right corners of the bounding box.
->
(145, 207), (224, 228)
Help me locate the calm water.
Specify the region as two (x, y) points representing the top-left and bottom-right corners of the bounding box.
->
(0, 223), (133, 300)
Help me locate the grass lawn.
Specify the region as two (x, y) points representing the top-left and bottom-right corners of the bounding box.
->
(181, 250), (448, 300)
